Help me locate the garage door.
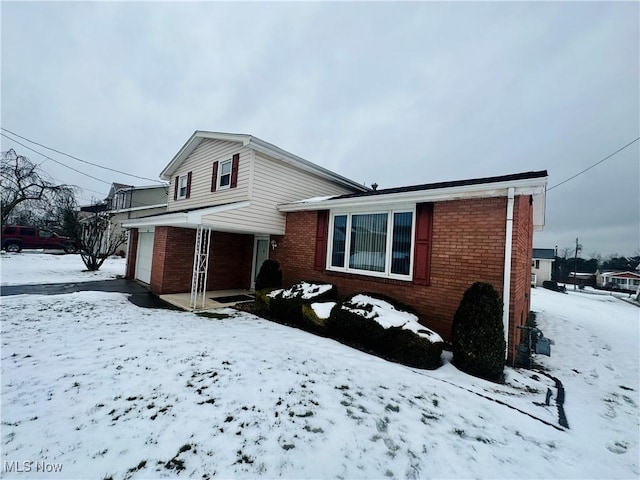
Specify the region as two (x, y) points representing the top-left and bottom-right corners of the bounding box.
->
(136, 230), (155, 284)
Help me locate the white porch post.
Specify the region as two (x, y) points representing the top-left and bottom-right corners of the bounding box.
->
(190, 225), (212, 310)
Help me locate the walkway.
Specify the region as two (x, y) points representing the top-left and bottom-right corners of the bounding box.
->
(0, 279), (179, 310)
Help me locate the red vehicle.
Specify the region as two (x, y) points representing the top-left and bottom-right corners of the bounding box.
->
(1, 225), (77, 253)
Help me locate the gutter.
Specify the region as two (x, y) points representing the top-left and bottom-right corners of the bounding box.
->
(278, 177), (546, 212)
(502, 187), (515, 359)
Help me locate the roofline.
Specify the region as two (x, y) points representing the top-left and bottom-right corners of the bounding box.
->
(278, 171), (548, 212)
(121, 200), (251, 229)
(159, 131), (368, 192)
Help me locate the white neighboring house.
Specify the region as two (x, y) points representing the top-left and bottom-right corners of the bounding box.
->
(107, 183), (169, 254)
(531, 248), (555, 287)
(79, 183), (168, 256)
(596, 270), (640, 291)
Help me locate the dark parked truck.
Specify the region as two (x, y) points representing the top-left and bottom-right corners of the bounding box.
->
(1, 225), (77, 253)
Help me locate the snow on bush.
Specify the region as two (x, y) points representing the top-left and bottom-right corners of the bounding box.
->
(311, 302), (336, 320)
(267, 281), (333, 300)
(343, 294), (443, 343)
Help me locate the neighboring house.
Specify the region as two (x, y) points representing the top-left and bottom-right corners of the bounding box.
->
(123, 130), (548, 365)
(106, 183), (168, 254)
(531, 248), (555, 287)
(597, 270), (640, 290)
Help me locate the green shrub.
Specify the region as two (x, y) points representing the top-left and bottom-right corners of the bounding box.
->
(301, 304), (331, 333)
(255, 259), (282, 291)
(326, 297), (388, 351)
(254, 288), (278, 314)
(384, 327), (443, 369)
(451, 282), (505, 382)
(269, 281), (336, 330)
(327, 292), (443, 369)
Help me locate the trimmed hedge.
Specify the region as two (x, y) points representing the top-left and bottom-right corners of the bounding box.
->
(327, 292), (443, 370)
(269, 281), (337, 332)
(451, 282), (505, 382)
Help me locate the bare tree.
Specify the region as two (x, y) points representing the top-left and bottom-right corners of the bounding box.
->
(62, 204), (126, 271)
(1, 149), (75, 225)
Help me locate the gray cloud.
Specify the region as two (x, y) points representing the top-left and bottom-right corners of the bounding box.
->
(2, 1), (638, 256)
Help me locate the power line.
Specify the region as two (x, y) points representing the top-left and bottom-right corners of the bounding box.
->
(1, 132), (112, 185)
(0, 126), (164, 184)
(547, 137), (640, 191)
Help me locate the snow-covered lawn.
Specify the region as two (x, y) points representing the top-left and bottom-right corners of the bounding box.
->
(0, 254), (638, 478)
(0, 252), (126, 286)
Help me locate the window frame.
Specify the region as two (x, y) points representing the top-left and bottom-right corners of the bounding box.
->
(217, 159), (233, 190)
(177, 174), (189, 200)
(327, 206), (416, 281)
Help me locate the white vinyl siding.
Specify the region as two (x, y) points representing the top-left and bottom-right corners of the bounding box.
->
(167, 139), (251, 212)
(200, 152), (355, 234)
(166, 142), (356, 234)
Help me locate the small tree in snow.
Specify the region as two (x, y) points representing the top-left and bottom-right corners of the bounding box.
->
(62, 205), (126, 271)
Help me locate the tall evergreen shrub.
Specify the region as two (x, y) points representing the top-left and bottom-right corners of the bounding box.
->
(255, 259), (282, 291)
(451, 282), (505, 382)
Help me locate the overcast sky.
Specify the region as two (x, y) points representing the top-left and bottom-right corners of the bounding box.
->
(2, 1), (638, 257)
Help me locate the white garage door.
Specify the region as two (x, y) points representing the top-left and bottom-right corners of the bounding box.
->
(136, 230), (155, 284)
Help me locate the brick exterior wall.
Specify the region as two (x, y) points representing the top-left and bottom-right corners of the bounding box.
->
(507, 195), (534, 361)
(207, 232), (254, 291)
(126, 227), (254, 295)
(272, 195), (533, 365)
(126, 229), (138, 279)
(150, 227), (195, 295)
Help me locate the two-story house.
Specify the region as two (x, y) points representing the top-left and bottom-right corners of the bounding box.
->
(107, 183), (168, 254)
(123, 130), (547, 364)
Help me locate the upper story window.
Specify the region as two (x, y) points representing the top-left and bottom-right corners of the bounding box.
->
(211, 154), (239, 192)
(218, 159), (232, 190)
(177, 175), (189, 199)
(328, 209), (415, 280)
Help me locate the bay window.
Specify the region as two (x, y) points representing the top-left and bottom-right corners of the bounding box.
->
(328, 209), (415, 279)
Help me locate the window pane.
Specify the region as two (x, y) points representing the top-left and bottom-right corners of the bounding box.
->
(179, 176), (188, 197)
(349, 213), (387, 272)
(219, 161), (232, 187)
(221, 161), (232, 175)
(331, 215), (347, 267)
(391, 212), (412, 275)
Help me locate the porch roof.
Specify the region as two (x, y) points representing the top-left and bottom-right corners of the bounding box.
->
(121, 200), (254, 233)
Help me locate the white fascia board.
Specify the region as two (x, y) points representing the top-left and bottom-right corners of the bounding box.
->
(121, 201), (250, 229)
(111, 203), (168, 214)
(159, 131), (249, 180)
(278, 177), (547, 212)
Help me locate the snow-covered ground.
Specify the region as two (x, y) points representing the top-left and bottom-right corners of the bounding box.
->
(0, 252), (126, 286)
(0, 254), (638, 479)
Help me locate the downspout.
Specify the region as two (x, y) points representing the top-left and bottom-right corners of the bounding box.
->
(502, 187), (515, 360)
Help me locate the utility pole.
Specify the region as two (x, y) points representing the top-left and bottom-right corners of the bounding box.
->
(573, 237), (582, 291)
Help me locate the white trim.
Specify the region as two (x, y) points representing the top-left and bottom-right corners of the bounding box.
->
(502, 187), (515, 360)
(327, 207), (415, 281)
(279, 177), (546, 212)
(177, 174), (189, 200)
(121, 200), (251, 229)
(110, 203), (167, 214)
(251, 235), (270, 290)
(159, 131), (368, 192)
(217, 158), (233, 190)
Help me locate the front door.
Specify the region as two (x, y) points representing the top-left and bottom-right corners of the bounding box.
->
(251, 236), (270, 290)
